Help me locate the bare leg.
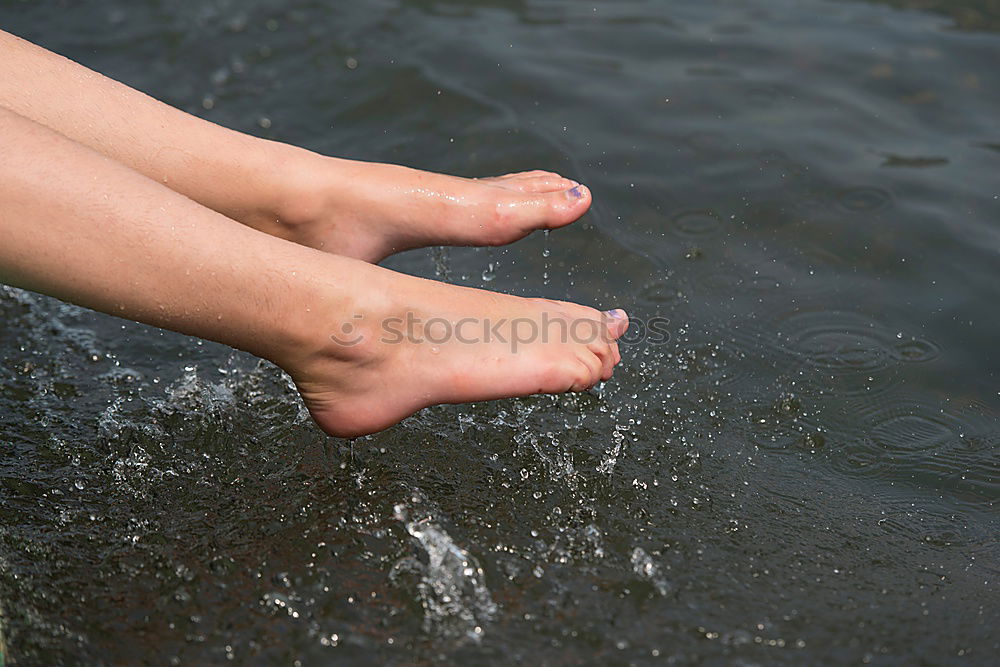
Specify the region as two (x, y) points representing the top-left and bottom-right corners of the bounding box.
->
(0, 30), (592, 264)
(0, 107), (625, 437)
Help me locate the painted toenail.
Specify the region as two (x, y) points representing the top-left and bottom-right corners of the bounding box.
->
(604, 309), (626, 319)
(566, 185), (585, 199)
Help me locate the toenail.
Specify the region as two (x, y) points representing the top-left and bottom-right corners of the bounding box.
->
(604, 309), (626, 319)
(566, 185), (585, 199)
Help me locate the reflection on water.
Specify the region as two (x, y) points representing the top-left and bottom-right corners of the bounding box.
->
(1, 0), (999, 663)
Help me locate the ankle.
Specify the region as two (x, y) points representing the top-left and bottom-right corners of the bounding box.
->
(241, 140), (337, 240)
(265, 257), (402, 374)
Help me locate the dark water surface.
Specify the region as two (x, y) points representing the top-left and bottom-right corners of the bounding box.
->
(1, 0), (999, 664)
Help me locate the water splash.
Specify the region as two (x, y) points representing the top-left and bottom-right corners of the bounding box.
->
(392, 499), (497, 642)
(431, 246), (452, 281)
(481, 261), (496, 282)
(630, 547), (672, 596)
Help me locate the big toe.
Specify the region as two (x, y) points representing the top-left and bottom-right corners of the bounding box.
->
(500, 184), (592, 233)
(602, 309), (630, 340)
(501, 173), (578, 194)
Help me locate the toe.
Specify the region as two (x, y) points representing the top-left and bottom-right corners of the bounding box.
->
(572, 353), (603, 391)
(538, 302), (628, 342)
(567, 303), (607, 325)
(591, 341), (616, 380)
(505, 169), (563, 179)
(544, 356), (590, 394)
(601, 309), (629, 340)
(480, 170), (558, 184)
(546, 184), (592, 227)
(501, 175), (578, 194)
(497, 184), (592, 233)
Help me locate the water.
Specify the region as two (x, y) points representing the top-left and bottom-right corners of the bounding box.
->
(1, 0), (998, 663)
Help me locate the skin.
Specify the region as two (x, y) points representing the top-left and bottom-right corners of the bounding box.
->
(0, 106), (627, 438)
(0, 30), (593, 264)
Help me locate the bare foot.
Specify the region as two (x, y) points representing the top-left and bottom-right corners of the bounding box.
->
(283, 267), (627, 438)
(265, 156), (592, 263)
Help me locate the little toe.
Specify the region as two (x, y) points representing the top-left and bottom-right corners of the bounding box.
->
(574, 353), (603, 391)
(591, 340), (616, 380)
